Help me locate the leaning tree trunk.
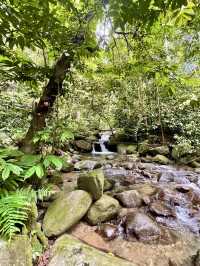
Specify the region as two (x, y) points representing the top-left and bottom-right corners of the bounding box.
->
(21, 51), (73, 153)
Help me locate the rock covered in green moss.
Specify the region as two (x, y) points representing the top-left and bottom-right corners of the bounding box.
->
(43, 190), (92, 237)
(150, 154), (171, 165)
(77, 169), (104, 200)
(87, 195), (119, 225)
(48, 234), (133, 266)
(0, 235), (32, 266)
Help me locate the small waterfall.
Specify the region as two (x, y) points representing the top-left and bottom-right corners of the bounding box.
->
(92, 131), (114, 155)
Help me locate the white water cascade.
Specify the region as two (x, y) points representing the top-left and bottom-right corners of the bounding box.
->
(92, 131), (114, 155)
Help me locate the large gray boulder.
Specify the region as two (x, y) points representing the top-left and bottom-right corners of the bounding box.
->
(43, 190), (92, 237)
(48, 234), (134, 266)
(0, 235), (32, 266)
(77, 169), (104, 200)
(87, 195), (119, 225)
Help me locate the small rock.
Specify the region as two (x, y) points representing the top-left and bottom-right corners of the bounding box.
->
(77, 169), (104, 200)
(115, 190), (142, 208)
(43, 190), (92, 237)
(87, 195), (120, 225)
(74, 139), (92, 152)
(126, 212), (161, 241)
(74, 160), (101, 170)
(150, 201), (175, 217)
(98, 223), (118, 240)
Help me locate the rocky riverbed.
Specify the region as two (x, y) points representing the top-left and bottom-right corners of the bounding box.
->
(35, 152), (200, 266)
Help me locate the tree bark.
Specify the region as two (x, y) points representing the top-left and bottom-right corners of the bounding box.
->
(21, 51), (73, 153)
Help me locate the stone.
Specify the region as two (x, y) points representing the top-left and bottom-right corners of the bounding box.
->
(151, 146), (170, 156)
(127, 145), (137, 154)
(134, 183), (157, 197)
(0, 235), (32, 266)
(138, 140), (151, 155)
(115, 190), (142, 208)
(43, 190), (92, 237)
(74, 160), (101, 170)
(117, 144), (128, 155)
(104, 179), (113, 191)
(69, 222), (200, 266)
(48, 234), (133, 266)
(74, 139), (92, 152)
(149, 201), (175, 217)
(87, 195), (119, 225)
(151, 154), (171, 165)
(99, 223), (119, 240)
(126, 212), (161, 241)
(77, 169), (104, 200)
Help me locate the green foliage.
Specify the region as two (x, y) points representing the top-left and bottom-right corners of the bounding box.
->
(33, 126), (74, 148)
(0, 186), (53, 240)
(0, 191), (31, 239)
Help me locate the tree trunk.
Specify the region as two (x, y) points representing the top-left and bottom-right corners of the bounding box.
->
(21, 51), (73, 153)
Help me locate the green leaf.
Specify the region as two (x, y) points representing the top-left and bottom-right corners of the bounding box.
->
(44, 155), (62, 170)
(2, 167), (11, 180)
(35, 164), (44, 179)
(24, 166), (36, 179)
(7, 164), (23, 176)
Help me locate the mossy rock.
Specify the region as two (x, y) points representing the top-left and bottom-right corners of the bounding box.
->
(150, 154), (171, 165)
(77, 169), (104, 200)
(43, 190), (92, 237)
(48, 234), (133, 266)
(0, 235), (32, 266)
(87, 194), (119, 225)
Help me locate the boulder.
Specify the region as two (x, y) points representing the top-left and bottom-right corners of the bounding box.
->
(77, 169), (104, 200)
(150, 154), (171, 165)
(149, 201), (175, 217)
(151, 146), (169, 156)
(74, 140), (92, 152)
(126, 212), (161, 241)
(87, 195), (119, 225)
(117, 144), (137, 155)
(117, 144), (128, 155)
(127, 144), (137, 154)
(138, 141), (151, 155)
(74, 160), (101, 170)
(48, 234), (133, 266)
(0, 235), (32, 266)
(43, 190), (92, 237)
(115, 190), (142, 208)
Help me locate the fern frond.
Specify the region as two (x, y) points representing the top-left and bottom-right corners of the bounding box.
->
(0, 191), (31, 239)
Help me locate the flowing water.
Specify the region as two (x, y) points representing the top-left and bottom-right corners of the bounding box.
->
(92, 131), (114, 155)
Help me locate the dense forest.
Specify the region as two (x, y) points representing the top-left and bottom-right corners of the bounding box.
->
(0, 1), (200, 266)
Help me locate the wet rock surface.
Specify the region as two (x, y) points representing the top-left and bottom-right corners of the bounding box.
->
(48, 234), (134, 266)
(77, 169), (104, 200)
(87, 194), (120, 225)
(39, 153), (200, 266)
(126, 212), (161, 241)
(43, 190), (92, 237)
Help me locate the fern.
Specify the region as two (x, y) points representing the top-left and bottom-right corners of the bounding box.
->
(0, 191), (31, 239)
(0, 186), (53, 240)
